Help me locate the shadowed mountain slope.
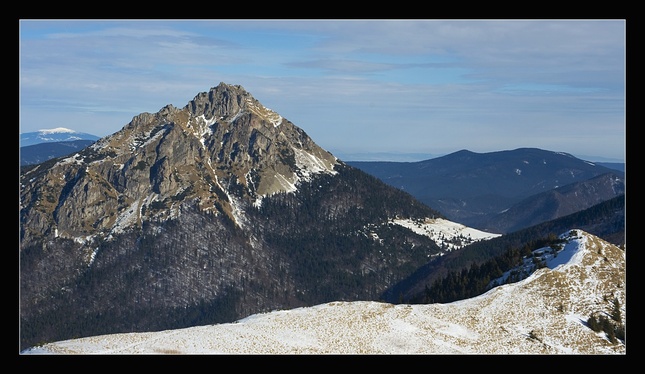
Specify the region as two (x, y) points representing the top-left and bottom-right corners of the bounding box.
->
(20, 139), (96, 166)
(348, 149), (624, 231)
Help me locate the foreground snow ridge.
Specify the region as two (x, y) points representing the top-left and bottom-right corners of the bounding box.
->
(22, 230), (625, 355)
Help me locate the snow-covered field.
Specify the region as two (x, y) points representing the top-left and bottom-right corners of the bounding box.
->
(22, 230), (625, 355)
(392, 217), (501, 250)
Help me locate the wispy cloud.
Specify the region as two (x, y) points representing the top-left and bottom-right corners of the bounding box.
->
(19, 19), (626, 161)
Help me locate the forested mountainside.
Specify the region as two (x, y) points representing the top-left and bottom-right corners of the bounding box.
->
(23, 229), (625, 355)
(19, 83), (446, 351)
(475, 172), (624, 234)
(383, 194), (625, 304)
(20, 139), (96, 166)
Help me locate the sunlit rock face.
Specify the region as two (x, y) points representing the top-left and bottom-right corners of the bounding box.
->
(20, 83), (339, 246)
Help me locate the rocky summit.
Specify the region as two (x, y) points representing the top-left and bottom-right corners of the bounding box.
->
(19, 83), (446, 351)
(20, 83), (337, 244)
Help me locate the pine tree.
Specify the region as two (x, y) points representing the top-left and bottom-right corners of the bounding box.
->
(611, 298), (622, 322)
(588, 314), (601, 332)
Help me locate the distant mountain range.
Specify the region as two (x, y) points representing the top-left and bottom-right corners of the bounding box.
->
(348, 149), (625, 235)
(20, 139), (97, 166)
(20, 127), (100, 147)
(595, 162), (624, 172)
(333, 151), (443, 162)
(340, 151), (624, 166)
(19, 128), (101, 166)
(475, 172), (624, 234)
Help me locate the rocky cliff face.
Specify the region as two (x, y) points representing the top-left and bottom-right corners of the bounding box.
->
(20, 83), (337, 247)
(19, 83), (445, 351)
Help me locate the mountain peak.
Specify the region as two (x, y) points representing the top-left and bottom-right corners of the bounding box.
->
(20, 83), (339, 244)
(185, 83), (283, 128)
(20, 83), (454, 352)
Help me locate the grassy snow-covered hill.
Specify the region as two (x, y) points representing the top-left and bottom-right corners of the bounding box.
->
(22, 229), (625, 355)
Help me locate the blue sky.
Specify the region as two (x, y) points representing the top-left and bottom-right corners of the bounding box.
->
(19, 19), (626, 162)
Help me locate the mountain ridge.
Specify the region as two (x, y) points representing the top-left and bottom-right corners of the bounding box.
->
(22, 229), (625, 355)
(348, 148), (625, 232)
(20, 127), (100, 147)
(477, 172), (624, 234)
(384, 194), (625, 304)
(20, 139), (97, 166)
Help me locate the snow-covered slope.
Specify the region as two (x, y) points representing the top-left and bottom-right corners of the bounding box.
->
(22, 229), (625, 355)
(392, 217), (501, 251)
